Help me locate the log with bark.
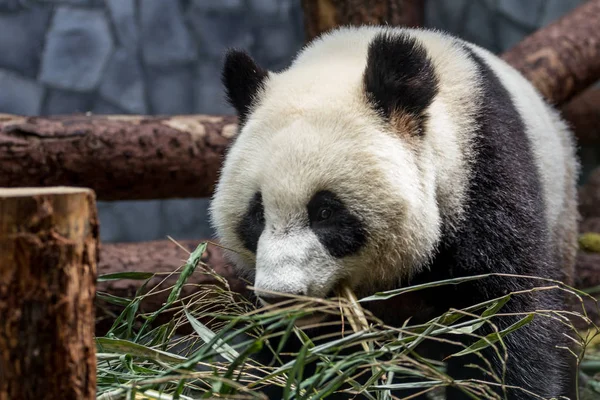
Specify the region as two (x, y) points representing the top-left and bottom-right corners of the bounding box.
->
(0, 187), (98, 400)
(579, 167), (600, 221)
(0, 114), (237, 201)
(562, 88), (600, 146)
(501, 0), (600, 106)
(0, 93), (597, 201)
(95, 239), (246, 334)
(577, 167), (600, 289)
(301, 0), (425, 42)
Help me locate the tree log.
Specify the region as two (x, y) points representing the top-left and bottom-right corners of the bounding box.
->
(0, 114), (237, 201)
(562, 88), (600, 146)
(95, 239), (245, 334)
(97, 239), (244, 306)
(301, 0), (424, 42)
(577, 217), (600, 290)
(579, 167), (600, 220)
(0, 187), (98, 400)
(575, 168), (600, 290)
(501, 0), (600, 106)
(575, 238), (600, 290)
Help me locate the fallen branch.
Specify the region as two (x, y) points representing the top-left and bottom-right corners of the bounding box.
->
(501, 0), (600, 105)
(0, 114), (237, 200)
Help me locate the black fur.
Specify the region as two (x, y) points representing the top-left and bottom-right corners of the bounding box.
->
(364, 46), (575, 400)
(363, 32), (438, 134)
(222, 50), (268, 125)
(237, 191), (265, 253)
(307, 190), (367, 258)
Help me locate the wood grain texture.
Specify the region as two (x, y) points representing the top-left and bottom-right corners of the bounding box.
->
(562, 88), (600, 146)
(0, 187), (98, 400)
(501, 0), (600, 105)
(95, 239), (247, 335)
(0, 114), (237, 200)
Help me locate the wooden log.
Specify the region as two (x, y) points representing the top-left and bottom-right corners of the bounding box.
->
(575, 235), (600, 290)
(0, 114), (237, 201)
(97, 239), (244, 306)
(562, 88), (600, 146)
(301, 0), (425, 42)
(575, 168), (600, 290)
(579, 167), (600, 220)
(501, 0), (600, 106)
(0, 187), (98, 400)
(95, 239), (246, 334)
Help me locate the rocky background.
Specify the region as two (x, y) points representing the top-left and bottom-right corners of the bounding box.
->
(0, 0), (590, 243)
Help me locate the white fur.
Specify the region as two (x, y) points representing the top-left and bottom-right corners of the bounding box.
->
(210, 26), (577, 299)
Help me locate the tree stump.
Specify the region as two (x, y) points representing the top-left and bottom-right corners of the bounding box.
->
(0, 187), (98, 400)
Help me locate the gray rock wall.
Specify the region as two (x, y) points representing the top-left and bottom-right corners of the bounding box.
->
(0, 0), (589, 243)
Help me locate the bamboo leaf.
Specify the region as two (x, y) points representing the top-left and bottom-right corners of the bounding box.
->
(184, 307), (240, 363)
(96, 337), (187, 363)
(167, 242), (207, 305)
(450, 314), (534, 358)
(360, 274), (492, 302)
(97, 272), (155, 282)
(96, 291), (132, 307)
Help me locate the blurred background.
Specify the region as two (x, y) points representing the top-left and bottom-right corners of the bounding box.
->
(0, 0), (593, 243)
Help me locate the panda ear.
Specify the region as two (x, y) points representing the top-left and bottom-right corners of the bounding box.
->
(222, 50), (269, 124)
(363, 32), (438, 136)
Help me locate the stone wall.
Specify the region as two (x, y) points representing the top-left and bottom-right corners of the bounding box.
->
(0, 0), (589, 242)
(0, 0), (304, 116)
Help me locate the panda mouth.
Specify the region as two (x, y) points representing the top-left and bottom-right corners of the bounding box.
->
(255, 283), (348, 329)
(292, 281), (353, 329)
(293, 312), (329, 329)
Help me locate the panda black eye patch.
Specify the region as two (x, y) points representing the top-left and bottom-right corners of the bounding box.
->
(237, 192), (265, 254)
(307, 191), (367, 258)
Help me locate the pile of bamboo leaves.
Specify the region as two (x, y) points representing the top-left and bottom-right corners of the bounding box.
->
(95, 242), (600, 400)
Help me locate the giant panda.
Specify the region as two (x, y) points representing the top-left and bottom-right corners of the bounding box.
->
(209, 26), (580, 399)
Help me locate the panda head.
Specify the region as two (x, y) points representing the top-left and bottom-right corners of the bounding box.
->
(210, 28), (443, 303)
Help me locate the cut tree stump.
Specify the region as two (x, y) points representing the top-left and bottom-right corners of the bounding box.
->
(0, 187), (98, 400)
